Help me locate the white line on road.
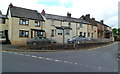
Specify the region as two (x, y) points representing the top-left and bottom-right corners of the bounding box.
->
(14, 53), (18, 54)
(38, 57), (44, 59)
(66, 61), (73, 64)
(54, 60), (61, 62)
(31, 55), (38, 58)
(2, 51), (7, 52)
(19, 54), (24, 56)
(46, 58), (54, 61)
(74, 63), (78, 65)
(24, 55), (31, 57)
(64, 61), (68, 63)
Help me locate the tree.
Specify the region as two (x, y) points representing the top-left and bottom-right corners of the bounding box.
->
(117, 28), (120, 35)
(112, 28), (117, 35)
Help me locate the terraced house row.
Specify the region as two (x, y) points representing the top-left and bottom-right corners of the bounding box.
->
(0, 3), (113, 44)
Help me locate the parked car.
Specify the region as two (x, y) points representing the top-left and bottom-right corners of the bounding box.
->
(27, 36), (57, 45)
(67, 36), (89, 44)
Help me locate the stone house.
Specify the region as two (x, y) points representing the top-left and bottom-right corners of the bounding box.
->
(4, 3), (45, 44)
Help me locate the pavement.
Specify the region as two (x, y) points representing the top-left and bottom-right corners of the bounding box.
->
(2, 42), (119, 72)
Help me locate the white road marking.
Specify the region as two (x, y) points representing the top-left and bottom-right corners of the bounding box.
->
(19, 54), (24, 56)
(97, 67), (102, 70)
(24, 55), (31, 57)
(46, 58), (53, 61)
(14, 52), (18, 54)
(31, 55), (38, 58)
(3, 51), (7, 52)
(54, 60), (61, 62)
(117, 58), (120, 61)
(74, 63), (78, 65)
(38, 57), (44, 59)
(66, 61), (73, 64)
(64, 61), (68, 63)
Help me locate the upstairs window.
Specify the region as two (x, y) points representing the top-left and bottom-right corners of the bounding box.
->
(65, 30), (70, 35)
(35, 21), (41, 27)
(79, 23), (83, 28)
(20, 19), (29, 25)
(19, 30), (29, 37)
(58, 33), (62, 35)
(51, 20), (54, 25)
(68, 23), (71, 27)
(51, 29), (56, 37)
(92, 33), (93, 38)
(2, 19), (5, 24)
(0, 31), (5, 38)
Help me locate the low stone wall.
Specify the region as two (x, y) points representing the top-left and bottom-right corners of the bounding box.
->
(25, 42), (113, 50)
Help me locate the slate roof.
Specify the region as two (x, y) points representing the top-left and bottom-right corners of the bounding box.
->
(7, 6), (44, 21)
(0, 15), (7, 19)
(45, 14), (91, 24)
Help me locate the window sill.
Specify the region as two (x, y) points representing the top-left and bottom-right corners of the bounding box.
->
(19, 24), (29, 26)
(20, 37), (29, 38)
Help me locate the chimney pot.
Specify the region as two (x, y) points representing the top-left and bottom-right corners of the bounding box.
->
(9, 3), (13, 7)
(67, 12), (71, 18)
(86, 14), (90, 18)
(41, 9), (45, 15)
(92, 18), (95, 20)
(100, 20), (104, 24)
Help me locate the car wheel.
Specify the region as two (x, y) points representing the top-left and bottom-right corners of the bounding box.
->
(32, 42), (38, 45)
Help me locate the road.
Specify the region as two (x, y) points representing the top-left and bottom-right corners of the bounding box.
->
(2, 42), (119, 72)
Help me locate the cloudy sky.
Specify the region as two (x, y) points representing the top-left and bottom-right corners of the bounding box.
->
(0, 0), (119, 28)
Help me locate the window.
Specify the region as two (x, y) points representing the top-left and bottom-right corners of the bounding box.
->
(80, 32), (82, 36)
(35, 21), (41, 27)
(19, 30), (29, 37)
(34, 31), (43, 37)
(68, 23), (71, 27)
(65, 30), (70, 35)
(20, 19), (29, 25)
(84, 32), (86, 37)
(51, 29), (56, 37)
(80, 23), (83, 28)
(92, 25), (93, 29)
(58, 33), (62, 35)
(0, 31), (5, 38)
(51, 20), (54, 25)
(2, 19), (5, 24)
(92, 33), (93, 38)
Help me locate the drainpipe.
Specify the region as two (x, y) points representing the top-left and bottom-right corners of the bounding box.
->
(62, 27), (65, 43)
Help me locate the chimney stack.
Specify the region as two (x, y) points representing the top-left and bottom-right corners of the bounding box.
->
(67, 12), (71, 18)
(86, 14), (90, 18)
(92, 18), (95, 21)
(100, 20), (104, 24)
(41, 9), (45, 15)
(80, 15), (85, 20)
(9, 3), (13, 7)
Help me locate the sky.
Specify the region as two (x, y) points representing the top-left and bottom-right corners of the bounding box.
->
(0, 0), (119, 28)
